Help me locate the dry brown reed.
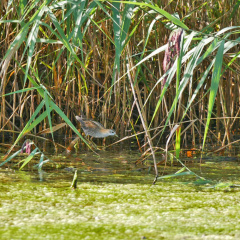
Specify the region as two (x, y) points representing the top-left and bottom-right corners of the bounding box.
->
(0, 0), (239, 155)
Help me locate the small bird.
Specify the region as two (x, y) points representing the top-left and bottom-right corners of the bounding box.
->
(75, 115), (117, 138)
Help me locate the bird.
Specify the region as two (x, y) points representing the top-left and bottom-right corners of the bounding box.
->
(75, 115), (117, 138)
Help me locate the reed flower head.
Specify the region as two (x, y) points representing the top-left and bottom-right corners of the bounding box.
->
(162, 28), (183, 87)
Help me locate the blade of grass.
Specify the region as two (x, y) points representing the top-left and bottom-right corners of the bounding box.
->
(158, 171), (195, 179)
(3, 100), (45, 158)
(114, 1), (189, 30)
(176, 126), (181, 159)
(19, 147), (39, 170)
(49, 101), (90, 147)
(0, 149), (22, 166)
(44, 91), (54, 141)
(158, 36), (206, 133)
(0, 87), (41, 97)
(112, 1), (121, 71)
(202, 40), (225, 150)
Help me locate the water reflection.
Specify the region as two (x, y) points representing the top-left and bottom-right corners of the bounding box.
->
(1, 145), (239, 185)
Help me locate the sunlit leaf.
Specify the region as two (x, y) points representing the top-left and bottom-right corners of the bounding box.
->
(20, 148), (39, 170)
(158, 171), (194, 179)
(203, 40), (225, 150)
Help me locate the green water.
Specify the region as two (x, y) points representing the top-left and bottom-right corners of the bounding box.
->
(0, 150), (240, 240)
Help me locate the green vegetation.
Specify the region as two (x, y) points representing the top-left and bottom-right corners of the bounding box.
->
(1, 161), (240, 240)
(1, 1), (240, 238)
(1, 1), (240, 159)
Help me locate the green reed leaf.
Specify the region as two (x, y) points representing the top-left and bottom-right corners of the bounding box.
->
(20, 148), (39, 170)
(202, 40), (225, 150)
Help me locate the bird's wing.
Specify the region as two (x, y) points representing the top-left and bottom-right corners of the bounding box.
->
(91, 120), (104, 129)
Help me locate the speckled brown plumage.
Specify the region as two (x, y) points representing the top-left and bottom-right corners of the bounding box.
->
(75, 115), (117, 138)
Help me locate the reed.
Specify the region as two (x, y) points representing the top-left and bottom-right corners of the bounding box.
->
(0, 0), (239, 157)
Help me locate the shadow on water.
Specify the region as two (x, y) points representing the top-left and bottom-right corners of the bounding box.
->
(1, 130), (240, 186)
(0, 142), (240, 185)
(0, 148), (155, 184)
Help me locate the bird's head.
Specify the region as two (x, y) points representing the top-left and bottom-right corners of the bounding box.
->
(106, 129), (118, 137)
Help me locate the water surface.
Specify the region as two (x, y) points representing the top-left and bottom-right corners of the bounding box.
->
(0, 149), (240, 240)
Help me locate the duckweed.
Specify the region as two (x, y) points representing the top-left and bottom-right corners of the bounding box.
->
(0, 170), (240, 240)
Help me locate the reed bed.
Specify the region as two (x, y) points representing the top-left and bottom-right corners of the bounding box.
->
(0, 0), (240, 158)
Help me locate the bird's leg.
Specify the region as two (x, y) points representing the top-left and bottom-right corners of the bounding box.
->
(86, 136), (100, 150)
